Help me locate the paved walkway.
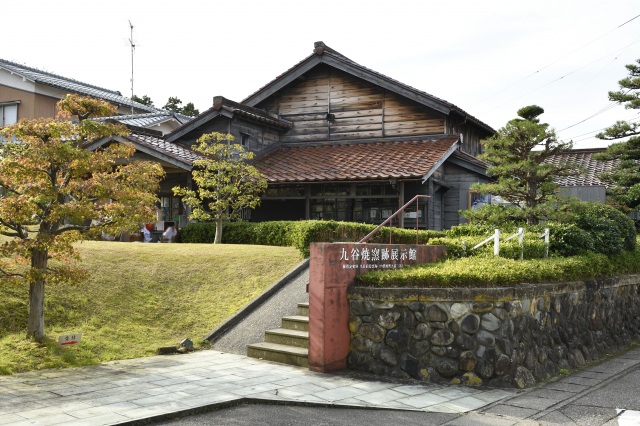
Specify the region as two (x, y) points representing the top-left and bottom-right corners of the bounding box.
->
(0, 350), (515, 425)
(1, 346), (639, 425)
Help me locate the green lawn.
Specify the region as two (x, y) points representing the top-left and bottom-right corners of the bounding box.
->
(0, 241), (302, 375)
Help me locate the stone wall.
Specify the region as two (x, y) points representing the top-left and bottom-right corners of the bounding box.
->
(347, 276), (640, 388)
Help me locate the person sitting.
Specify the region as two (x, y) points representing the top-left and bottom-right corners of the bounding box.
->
(141, 226), (152, 243)
(162, 224), (177, 243)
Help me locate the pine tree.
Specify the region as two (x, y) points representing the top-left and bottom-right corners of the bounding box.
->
(595, 59), (640, 209)
(471, 106), (580, 225)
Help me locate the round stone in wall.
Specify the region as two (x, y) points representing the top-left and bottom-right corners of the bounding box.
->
(430, 329), (455, 346)
(359, 323), (385, 343)
(450, 303), (470, 319)
(435, 357), (459, 377)
(461, 314), (480, 334)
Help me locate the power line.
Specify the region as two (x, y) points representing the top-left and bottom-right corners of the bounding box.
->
(485, 39), (640, 114)
(473, 14), (640, 108)
(618, 14), (640, 28)
(565, 117), (640, 143)
(557, 103), (620, 132)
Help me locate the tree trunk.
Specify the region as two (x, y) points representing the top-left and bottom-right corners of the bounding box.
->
(214, 218), (223, 244)
(28, 248), (48, 342)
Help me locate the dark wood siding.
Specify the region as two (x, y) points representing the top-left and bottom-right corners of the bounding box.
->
(177, 117), (279, 153)
(442, 163), (490, 228)
(258, 66), (446, 143)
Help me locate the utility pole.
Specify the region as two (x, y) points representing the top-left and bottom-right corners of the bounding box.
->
(129, 20), (135, 115)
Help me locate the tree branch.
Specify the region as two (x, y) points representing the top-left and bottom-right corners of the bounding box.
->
(0, 268), (24, 278)
(50, 220), (114, 235)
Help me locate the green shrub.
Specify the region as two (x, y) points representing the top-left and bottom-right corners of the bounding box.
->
(461, 204), (527, 226)
(177, 222), (217, 243)
(547, 223), (594, 256)
(447, 224), (498, 237)
(571, 202), (636, 254)
(430, 231), (547, 260)
(356, 240), (640, 288)
(179, 220), (446, 257)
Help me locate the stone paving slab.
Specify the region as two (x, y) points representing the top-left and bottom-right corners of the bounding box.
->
(0, 350), (517, 424)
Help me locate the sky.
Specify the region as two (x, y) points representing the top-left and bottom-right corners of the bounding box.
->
(3, 1), (639, 148)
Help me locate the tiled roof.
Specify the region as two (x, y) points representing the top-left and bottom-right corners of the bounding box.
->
(127, 132), (201, 166)
(96, 111), (192, 128)
(0, 58), (159, 113)
(253, 135), (460, 183)
(242, 42), (494, 135)
(164, 96), (291, 143)
(545, 148), (618, 186)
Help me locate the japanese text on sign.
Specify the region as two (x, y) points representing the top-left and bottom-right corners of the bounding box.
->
(338, 246), (417, 269)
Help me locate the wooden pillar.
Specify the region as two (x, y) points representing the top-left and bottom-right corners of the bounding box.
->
(398, 181), (404, 228)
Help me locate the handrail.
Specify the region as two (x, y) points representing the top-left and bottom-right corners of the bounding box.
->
(358, 195), (431, 244)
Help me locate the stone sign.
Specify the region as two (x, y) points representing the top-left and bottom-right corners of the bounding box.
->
(308, 242), (446, 372)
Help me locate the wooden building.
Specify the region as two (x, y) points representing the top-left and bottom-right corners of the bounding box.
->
(158, 42), (495, 230)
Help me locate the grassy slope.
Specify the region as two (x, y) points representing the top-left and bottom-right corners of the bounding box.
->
(0, 241), (302, 374)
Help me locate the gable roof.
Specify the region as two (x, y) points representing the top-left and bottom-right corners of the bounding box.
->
(546, 148), (618, 187)
(242, 42), (494, 135)
(0, 58), (159, 113)
(86, 130), (200, 171)
(252, 135), (462, 184)
(165, 96), (292, 143)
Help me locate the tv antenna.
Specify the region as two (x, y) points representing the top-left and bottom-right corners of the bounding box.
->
(129, 20), (135, 114)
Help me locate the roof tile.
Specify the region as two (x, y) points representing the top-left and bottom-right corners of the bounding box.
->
(254, 135), (459, 183)
(0, 58), (159, 113)
(545, 149), (618, 186)
(127, 132), (201, 166)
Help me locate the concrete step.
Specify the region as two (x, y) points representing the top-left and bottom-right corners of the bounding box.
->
(281, 315), (309, 332)
(264, 328), (309, 348)
(296, 302), (309, 316)
(247, 342), (308, 368)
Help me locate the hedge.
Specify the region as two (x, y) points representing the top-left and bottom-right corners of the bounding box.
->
(355, 239), (640, 288)
(178, 220), (446, 257)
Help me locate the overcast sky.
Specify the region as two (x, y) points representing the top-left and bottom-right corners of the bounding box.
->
(4, 1), (639, 148)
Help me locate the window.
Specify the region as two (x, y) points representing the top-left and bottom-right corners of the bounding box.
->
(240, 133), (250, 147)
(0, 102), (18, 127)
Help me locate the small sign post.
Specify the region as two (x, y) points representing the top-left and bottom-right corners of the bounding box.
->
(58, 333), (82, 347)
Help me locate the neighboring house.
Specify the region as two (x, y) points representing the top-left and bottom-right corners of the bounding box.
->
(155, 42), (495, 230)
(0, 58), (189, 135)
(0, 57), (195, 231)
(546, 148), (618, 203)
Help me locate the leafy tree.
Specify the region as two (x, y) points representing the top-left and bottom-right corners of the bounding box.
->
(594, 59), (640, 209)
(173, 132), (267, 244)
(131, 94), (154, 106)
(162, 97), (200, 117)
(0, 94), (164, 342)
(471, 105), (580, 225)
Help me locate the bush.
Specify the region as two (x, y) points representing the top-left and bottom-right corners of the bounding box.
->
(179, 220), (447, 257)
(355, 239), (640, 288)
(430, 231), (547, 260)
(571, 202), (636, 254)
(177, 222), (217, 244)
(461, 204), (526, 226)
(547, 224), (594, 256)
